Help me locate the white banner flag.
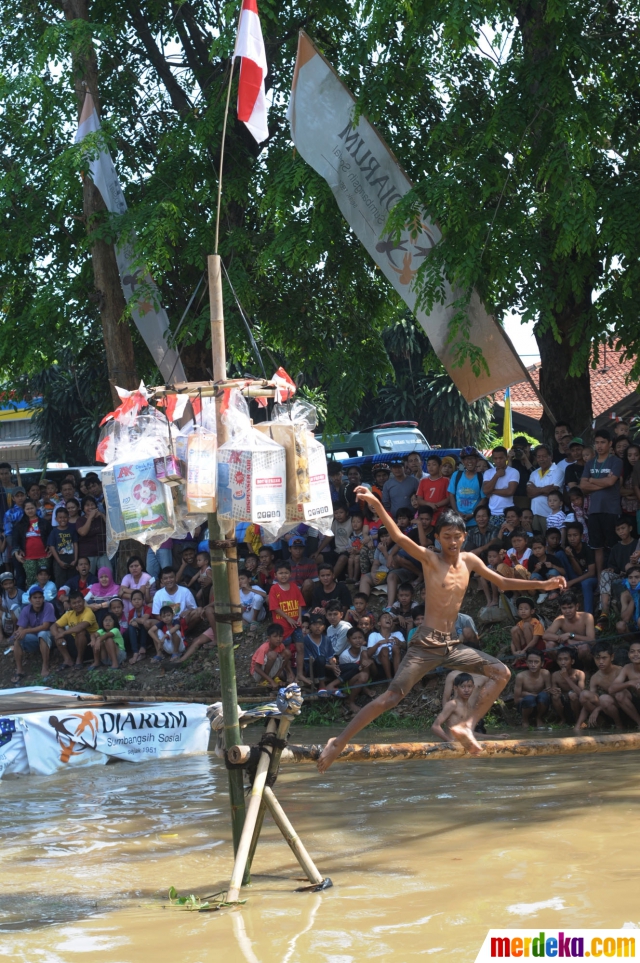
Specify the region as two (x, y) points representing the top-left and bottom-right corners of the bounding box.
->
(287, 32), (529, 403)
(75, 93), (186, 384)
(19, 702), (210, 776)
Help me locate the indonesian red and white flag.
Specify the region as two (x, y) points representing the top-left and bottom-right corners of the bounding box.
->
(234, 0), (269, 143)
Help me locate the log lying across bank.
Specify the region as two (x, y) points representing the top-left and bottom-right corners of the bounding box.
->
(279, 732), (640, 764)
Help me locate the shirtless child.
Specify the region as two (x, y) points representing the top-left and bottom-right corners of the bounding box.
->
(432, 673), (476, 742)
(513, 651), (551, 727)
(542, 591), (595, 667)
(316, 492), (565, 770)
(610, 640), (640, 727)
(549, 647), (585, 725)
(575, 641), (624, 731)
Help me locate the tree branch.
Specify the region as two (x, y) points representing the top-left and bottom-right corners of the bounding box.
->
(126, 2), (193, 116)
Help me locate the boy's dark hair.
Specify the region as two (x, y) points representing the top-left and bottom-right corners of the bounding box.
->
(266, 623), (284, 636)
(531, 536), (546, 548)
(181, 544), (195, 554)
(417, 505), (433, 516)
(492, 445), (507, 455)
(412, 604), (425, 616)
(546, 527), (561, 537)
(0, 462), (11, 471)
(346, 625), (365, 639)
(238, 568), (252, 579)
(593, 641), (613, 656)
(197, 550), (211, 562)
(310, 613), (328, 626)
(616, 516), (632, 527)
(351, 511), (364, 521)
(160, 604), (174, 616)
(353, 592), (369, 603)
(627, 565), (640, 577)
(334, 503), (349, 515)
(68, 590), (84, 602)
(131, 589), (144, 599)
(161, 566), (176, 576)
(548, 489), (563, 499)
(326, 602), (344, 614)
(526, 649), (543, 661)
(505, 505), (522, 517)
(259, 546), (274, 555)
(327, 461), (343, 476)
(426, 453), (442, 466)
(557, 646), (576, 663)
(317, 562), (334, 574)
(397, 583), (413, 595)
(487, 546), (500, 556)
(56, 506), (69, 515)
(534, 444), (551, 455)
(568, 487), (583, 498)
(558, 591), (578, 606)
(246, 553), (260, 564)
(435, 509), (466, 535)
(77, 556), (91, 565)
(275, 560), (292, 572)
(473, 503), (490, 517)
(377, 527), (388, 537)
(509, 528), (528, 542)
(594, 428), (611, 442)
(453, 672), (473, 686)
(565, 521), (584, 535)
(395, 506), (412, 521)
(516, 597), (535, 610)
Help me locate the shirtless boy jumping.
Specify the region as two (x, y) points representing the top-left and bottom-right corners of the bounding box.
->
(316, 492), (565, 771)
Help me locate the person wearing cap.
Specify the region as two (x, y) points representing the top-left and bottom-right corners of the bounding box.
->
(11, 586), (56, 683)
(288, 535), (318, 605)
(448, 447), (486, 527)
(0, 571), (21, 647)
(563, 438), (586, 492)
(440, 456), (457, 479)
(22, 565), (58, 607)
(371, 464), (391, 500)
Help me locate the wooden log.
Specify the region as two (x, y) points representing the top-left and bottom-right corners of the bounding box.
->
(280, 732), (640, 764)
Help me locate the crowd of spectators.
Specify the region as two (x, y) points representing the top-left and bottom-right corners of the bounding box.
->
(3, 417), (640, 733)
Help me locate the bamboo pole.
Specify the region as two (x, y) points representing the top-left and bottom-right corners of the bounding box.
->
(245, 715), (293, 876)
(279, 732), (640, 763)
(263, 787), (325, 886)
(208, 253), (246, 859)
(227, 719), (278, 903)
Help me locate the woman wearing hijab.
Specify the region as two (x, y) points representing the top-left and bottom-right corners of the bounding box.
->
(85, 567), (121, 613)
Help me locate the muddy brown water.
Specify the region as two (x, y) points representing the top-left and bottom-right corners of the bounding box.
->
(3, 726), (640, 962)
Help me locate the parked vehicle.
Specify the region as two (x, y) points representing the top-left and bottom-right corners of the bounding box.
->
(319, 421), (431, 460)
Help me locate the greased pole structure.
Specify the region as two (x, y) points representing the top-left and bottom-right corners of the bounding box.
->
(208, 252), (246, 861)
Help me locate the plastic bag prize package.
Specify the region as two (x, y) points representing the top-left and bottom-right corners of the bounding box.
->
(113, 458), (171, 537)
(217, 444), (286, 528)
(186, 428), (217, 513)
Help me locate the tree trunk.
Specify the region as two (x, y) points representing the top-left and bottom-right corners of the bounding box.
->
(535, 306), (593, 442)
(61, 0), (138, 402)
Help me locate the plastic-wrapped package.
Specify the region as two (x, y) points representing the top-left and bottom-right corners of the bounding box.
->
(112, 457), (175, 542)
(217, 389), (286, 536)
(186, 428), (217, 513)
(277, 437), (334, 537)
(255, 421), (310, 504)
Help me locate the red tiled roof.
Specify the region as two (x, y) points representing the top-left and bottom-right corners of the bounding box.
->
(495, 347), (639, 422)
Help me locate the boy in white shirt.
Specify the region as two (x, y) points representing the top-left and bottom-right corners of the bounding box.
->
(238, 569), (266, 627)
(325, 602), (351, 657)
(367, 611), (405, 680)
(546, 490), (568, 545)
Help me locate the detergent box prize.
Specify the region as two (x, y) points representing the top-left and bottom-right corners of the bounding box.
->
(113, 458), (170, 537)
(218, 443), (286, 526)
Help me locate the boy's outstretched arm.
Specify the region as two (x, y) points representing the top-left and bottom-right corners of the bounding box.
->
(354, 487), (433, 567)
(466, 554), (566, 594)
(432, 701), (456, 742)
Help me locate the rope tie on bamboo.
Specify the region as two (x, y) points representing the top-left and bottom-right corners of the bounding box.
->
(210, 538), (237, 551)
(224, 732), (288, 788)
(211, 604), (243, 624)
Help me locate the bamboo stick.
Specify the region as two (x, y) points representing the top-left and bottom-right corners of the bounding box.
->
(279, 732), (640, 764)
(263, 786), (325, 886)
(208, 253), (246, 861)
(150, 382), (278, 399)
(227, 719), (278, 903)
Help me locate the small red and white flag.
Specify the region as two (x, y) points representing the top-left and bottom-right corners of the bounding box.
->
(234, 0), (269, 143)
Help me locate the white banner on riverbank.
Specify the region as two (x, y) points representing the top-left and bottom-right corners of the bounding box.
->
(1, 701), (209, 777)
(287, 31), (529, 403)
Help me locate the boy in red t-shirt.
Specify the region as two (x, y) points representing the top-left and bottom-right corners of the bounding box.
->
(416, 455), (450, 523)
(268, 560), (306, 682)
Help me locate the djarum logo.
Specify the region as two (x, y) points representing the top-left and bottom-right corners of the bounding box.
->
(48, 709), (188, 763)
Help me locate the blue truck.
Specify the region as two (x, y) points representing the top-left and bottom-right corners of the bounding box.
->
(318, 421), (462, 477)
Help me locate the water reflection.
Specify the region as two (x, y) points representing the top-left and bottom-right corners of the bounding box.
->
(2, 728), (640, 961)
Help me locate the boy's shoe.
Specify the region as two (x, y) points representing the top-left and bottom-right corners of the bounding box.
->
(333, 689), (347, 698)
(317, 689), (329, 698)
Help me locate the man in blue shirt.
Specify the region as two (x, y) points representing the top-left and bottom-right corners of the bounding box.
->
(448, 447), (486, 528)
(12, 586), (55, 682)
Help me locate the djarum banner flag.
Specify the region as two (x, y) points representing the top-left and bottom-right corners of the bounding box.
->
(287, 31), (530, 404)
(75, 92), (186, 385)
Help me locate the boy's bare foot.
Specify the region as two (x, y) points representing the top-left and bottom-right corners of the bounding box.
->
(449, 721), (485, 755)
(317, 737), (343, 773)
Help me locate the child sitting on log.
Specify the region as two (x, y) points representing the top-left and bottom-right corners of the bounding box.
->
(550, 646), (585, 725)
(575, 641), (624, 732)
(250, 623), (293, 689)
(432, 672), (476, 742)
(513, 650), (551, 728)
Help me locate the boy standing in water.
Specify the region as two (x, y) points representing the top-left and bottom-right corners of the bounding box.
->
(432, 672), (476, 742)
(317, 490), (565, 770)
